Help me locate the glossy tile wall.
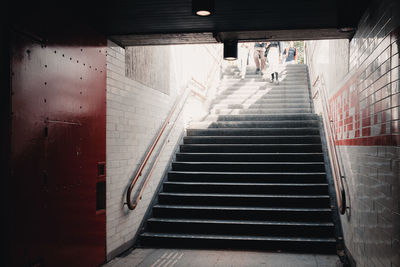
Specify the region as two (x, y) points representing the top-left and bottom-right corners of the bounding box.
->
(306, 0), (399, 266)
(105, 41), (222, 261)
(330, 0), (400, 146)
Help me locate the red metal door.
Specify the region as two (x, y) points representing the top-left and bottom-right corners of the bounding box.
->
(10, 32), (106, 267)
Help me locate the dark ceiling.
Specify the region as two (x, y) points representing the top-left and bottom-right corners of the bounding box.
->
(98, 0), (366, 46)
(8, 0), (368, 46)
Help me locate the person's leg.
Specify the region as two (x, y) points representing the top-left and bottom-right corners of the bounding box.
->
(240, 55), (247, 79)
(269, 47), (280, 84)
(260, 52), (266, 72)
(267, 47), (277, 82)
(239, 49), (247, 79)
(253, 49), (260, 71)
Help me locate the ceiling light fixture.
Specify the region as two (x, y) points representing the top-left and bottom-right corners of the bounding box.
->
(338, 27), (356, 33)
(192, 0), (214, 16)
(223, 40), (238, 61)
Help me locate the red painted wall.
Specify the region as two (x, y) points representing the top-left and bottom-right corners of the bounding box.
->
(10, 32), (106, 266)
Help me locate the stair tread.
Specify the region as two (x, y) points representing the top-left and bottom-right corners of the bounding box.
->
(185, 135), (321, 138)
(169, 171), (326, 175)
(174, 162), (324, 165)
(141, 233), (336, 243)
(159, 192), (329, 198)
(209, 112), (314, 116)
(214, 115), (317, 118)
(148, 218), (334, 226)
(209, 120), (317, 122)
(181, 144), (321, 146)
(177, 152), (323, 155)
(164, 182), (328, 186)
(188, 127), (319, 130)
(154, 204), (331, 212)
(207, 121), (315, 125)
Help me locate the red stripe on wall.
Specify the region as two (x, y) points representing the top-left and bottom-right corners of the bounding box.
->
(335, 135), (392, 146)
(329, 26), (400, 146)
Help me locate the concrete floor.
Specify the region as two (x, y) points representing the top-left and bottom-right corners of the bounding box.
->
(104, 249), (342, 267)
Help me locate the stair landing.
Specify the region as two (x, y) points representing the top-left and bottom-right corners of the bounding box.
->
(104, 248), (341, 267)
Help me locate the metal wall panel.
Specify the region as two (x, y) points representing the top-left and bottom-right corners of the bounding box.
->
(10, 31), (106, 266)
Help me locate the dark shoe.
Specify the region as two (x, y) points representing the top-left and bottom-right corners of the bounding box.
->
(274, 72), (279, 84)
(255, 68), (260, 74)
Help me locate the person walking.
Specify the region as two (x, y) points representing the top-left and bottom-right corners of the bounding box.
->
(253, 42), (266, 75)
(266, 41), (281, 84)
(282, 41), (298, 64)
(239, 43), (250, 79)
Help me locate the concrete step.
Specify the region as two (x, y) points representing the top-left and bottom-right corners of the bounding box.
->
(167, 171), (328, 184)
(211, 108), (312, 115)
(206, 120), (318, 128)
(218, 84), (309, 89)
(183, 135), (322, 144)
(140, 232), (336, 253)
(213, 94), (311, 102)
(210, 103), (311, 110)
(221, 80), (308, 86)
(245, 70), (308, 75)
(187, 127), (320, 136)
(220, 79), (306, 85)
(163, 181), (329, 195)
(210, 98), (312, 105)
(217, 89), (310, 95)
(158, 192), (330, 208)
(245, 74), (308, 81)
(152, 204), (332, 222)
(212, 114), (318, 121)
(179, 144), (323, 153)
(146, 218), (334, 238)
(214, 92), (310, 99)
(175, 152), (324, 162)
(190, 119), (315, 129)
(172, 161), (325, 172)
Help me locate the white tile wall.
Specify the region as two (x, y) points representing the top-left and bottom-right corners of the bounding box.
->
(106, 41), (182, 259)
(105, 40), (222, 260)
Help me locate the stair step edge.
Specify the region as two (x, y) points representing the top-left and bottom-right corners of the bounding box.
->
(154, 204), (332, 212)
(160, 192), (330, 198)
(164, 182), (328, 186)
(148, 218), (334, 226)
(140, 233), (336, 243)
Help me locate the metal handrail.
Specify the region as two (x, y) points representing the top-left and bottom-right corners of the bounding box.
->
(312, 75), (347, 214)
(126, 86), (191, 210)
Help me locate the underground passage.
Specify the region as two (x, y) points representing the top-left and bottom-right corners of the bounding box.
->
(2, 0), (400, 266)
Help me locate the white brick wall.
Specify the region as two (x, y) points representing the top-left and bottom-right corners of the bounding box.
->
(106, 40), (221, 260)
(106, 41), (180, 259)
(338, 146), (400, 267)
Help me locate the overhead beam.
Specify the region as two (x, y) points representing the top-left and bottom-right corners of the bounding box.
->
(110, 28), (354, 47)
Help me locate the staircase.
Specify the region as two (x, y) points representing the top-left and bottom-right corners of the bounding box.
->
(138, 64), (337, 253)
